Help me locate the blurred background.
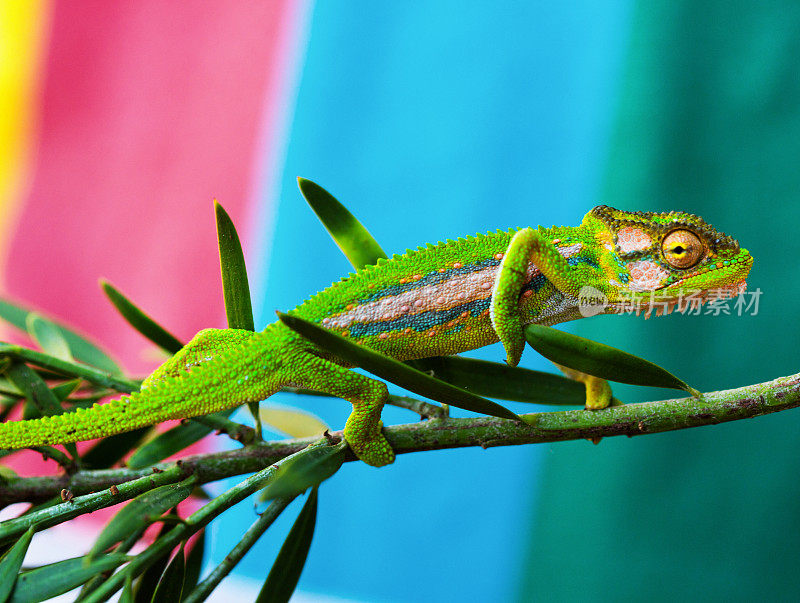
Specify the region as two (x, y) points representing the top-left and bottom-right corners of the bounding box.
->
(2, 1), (799, 601)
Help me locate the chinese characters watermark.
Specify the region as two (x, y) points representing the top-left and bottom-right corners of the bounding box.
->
(578, 285), (762, 318)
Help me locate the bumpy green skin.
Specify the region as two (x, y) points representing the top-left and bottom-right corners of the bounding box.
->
(0, 207), (753, 466)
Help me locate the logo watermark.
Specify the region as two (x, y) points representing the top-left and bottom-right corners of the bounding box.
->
(578, 286), (608, 317)
(578, 286), (762, 318)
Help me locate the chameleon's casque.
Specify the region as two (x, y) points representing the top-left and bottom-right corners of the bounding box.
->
(0, 205), (752, 466)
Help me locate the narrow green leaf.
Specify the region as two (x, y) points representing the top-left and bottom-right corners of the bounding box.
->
(0, 344), (137, 393)
(414, 356), (586, 405)
(0, 301), (31, 337)
(258, 442), (345, 503)
(26, 314), (73, 362)
(133, 519), (177, 603)
(120, 577), (134, 603)
(297, 178), (387, 270)
(181, 531), (205, 600)
(6, 363), (66, 417)
(17, 378), (81, 423)
(52, 379), (82, 401)
(9, 554), (128, 603)
(150, 544), (185, 603)
(523, 324), (700, 396)
(214, 201), (254, 332)
(15, 382), (74, 421)
(0, 527), (33, 603)
(126, 412), (233, 469)
(0, 379), (22, 397)
(259, 406), (329, 438)
(0, 465), (18, 484)
(0, 297), (122, 375)
(89, 476), (197, 560)
(215, 201), (259, 429)
(255, 488), (318, 603)
(100, 280), (184, 355)
(278, 312), (521, 422)
(6, 364), (81, 460)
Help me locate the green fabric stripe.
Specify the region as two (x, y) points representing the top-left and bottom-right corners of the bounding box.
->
(521, 2), (800, 600)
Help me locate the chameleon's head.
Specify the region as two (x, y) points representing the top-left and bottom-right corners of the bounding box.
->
(586, 205), (753, 316)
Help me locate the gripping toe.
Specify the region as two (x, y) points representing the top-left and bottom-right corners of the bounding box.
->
(345, 421), (395, 467)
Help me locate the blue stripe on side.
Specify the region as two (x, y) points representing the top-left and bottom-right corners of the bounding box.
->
(348, 297), (491, 338)
(567, 256), (599, 268)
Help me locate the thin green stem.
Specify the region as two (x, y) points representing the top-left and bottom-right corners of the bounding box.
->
(182, 497), (295, 603)
(0, 465), (184, 543)
(2, 372), (799, 508)
(247, 402), (263, 441)
(29, 446), (77, 473)
(0, 344), (138, 392)
(192, 414), (256, 444)
(384, 395), (446, 419)
(281, 386), (445, 418)
(80, 441), (328, 603)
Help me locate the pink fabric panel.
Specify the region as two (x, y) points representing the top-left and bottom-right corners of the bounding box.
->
(7, 1), (295, 373)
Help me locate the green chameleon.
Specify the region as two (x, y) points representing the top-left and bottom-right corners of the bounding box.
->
(0, 206), (752, 466)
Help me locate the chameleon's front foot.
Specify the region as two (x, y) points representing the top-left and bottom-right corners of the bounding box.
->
(554, 363), (615, 410)
(553, 364), (622, 444)
(582, 374), (615, 410)
(344, 419), (395, 467)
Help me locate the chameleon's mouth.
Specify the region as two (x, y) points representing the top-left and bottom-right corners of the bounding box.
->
(608, 280), (747, 319)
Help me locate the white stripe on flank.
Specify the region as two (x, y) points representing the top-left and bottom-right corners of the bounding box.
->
(328, 243), (583, 329)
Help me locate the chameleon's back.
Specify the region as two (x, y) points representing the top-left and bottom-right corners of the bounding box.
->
(289, 204), (753, 362)
(289, 226), (572, 360)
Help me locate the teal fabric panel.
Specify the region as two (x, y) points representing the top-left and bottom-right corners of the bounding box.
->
(522, 3), (800, 600)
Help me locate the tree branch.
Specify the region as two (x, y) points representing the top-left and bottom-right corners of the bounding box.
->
(1, 371), (798, 508)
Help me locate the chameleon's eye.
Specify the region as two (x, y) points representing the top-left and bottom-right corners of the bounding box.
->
(661, 229), (704, 269)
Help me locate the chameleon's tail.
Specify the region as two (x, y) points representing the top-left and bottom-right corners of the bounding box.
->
(0, 327), (283, 450)
(0, 390), (181, 450)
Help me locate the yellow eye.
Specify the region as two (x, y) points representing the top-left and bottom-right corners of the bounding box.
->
(661, 229), (704, 269)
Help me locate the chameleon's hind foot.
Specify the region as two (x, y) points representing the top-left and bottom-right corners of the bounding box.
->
(284, 352), (395, 467)
(344, 420), (395, 467)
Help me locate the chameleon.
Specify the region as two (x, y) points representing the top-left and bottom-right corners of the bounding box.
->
(0, 205), (752, 467)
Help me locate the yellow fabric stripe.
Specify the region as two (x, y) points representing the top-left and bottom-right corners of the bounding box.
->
(0, 0), (51, 281)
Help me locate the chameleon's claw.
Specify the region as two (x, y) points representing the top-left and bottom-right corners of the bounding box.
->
(344, 420), (395, 467)
(553, 362), (614, 410)
(580, 374), (617, 446)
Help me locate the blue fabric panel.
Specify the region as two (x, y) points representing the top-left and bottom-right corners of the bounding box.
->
(211, 3), (632, 600)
